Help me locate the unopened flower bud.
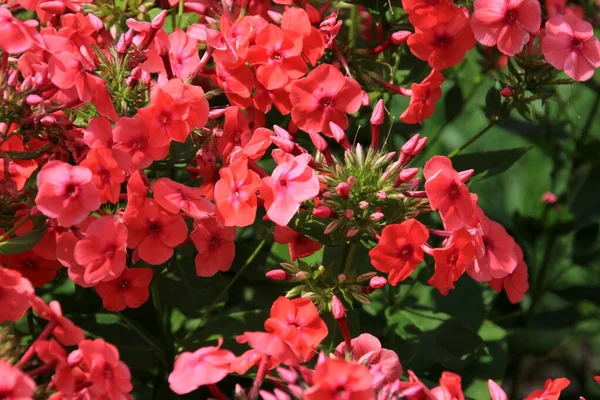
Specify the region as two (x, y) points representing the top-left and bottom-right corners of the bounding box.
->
(68, 350), (83, 367)
(235, 384), (247, 398)
(346, 228), (359, 237)
(336, 182), (350, 199)
(208, 108), (227, 119)
(332, 295), (346, 319)
(116, 29), (134, 55)
(266, 269), (290, 281)
(184, 2), (208, 13)
(313, 205), (332, 218)
(370, 212), (384, 221)
(361, 91), (370, 106)
(25, 94), (43, 105)
(391, 30), (411, 44)
(295, 271), (309, 280)
(7, 70), (19, 87)
(267, 10), (282, 23)
(344, 209), (354, 218)
(369, 276), (387, 289)
(302, 292), (319, 301)
(377, 191), (387, 200)
(356, 271), (377, 283)
(541, 191), (558, 205)
(370, 99), (385, 126)
(351, 290), (371, 305)
(39, 1), (66, 14)
(277, 367), (298, 384)
(324, 218), (344, 234)
(338, 274), (347, 283)
(500, 87), (513, 97)
(329, 122), (351, 150)
(359, 201), (369, 209)
(40, 115), (57, 127)
(458, 169), (474, 183)
(151, 10), (168, 29)
(347, 176), (356, 186)
(399, 167), (419, 182)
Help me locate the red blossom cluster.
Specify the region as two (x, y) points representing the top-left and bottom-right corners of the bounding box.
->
(0, 0), (599, 397)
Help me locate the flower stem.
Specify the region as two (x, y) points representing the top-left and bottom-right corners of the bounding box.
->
(341, 242), (356, 276)
(184, 239), (268, 342)
(448, 121), (497, 158)
(16, 321), (57, 369)
(249, 355), (270, 400)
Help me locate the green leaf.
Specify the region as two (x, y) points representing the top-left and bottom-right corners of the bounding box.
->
(508, 327), (568, 355)
(0, 225), (47, 254)
(445, 83), (464, 122)
(451, 147), (532, 182)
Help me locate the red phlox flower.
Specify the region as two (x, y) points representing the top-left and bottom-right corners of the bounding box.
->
(408, 10), (476, 70)
(524, 378), (570, 400)
(0, 266), (34, 323)
(467, 209), (518, 281)
(471, 0), (541, 56)
(190, 217), (236, 276)
(319, 13), (343, 49)
(124, 198), (187, 265)
(137, 78), (209, 143)
(219, 15), (269, 67)
(95, 267), (153, 312)
(214, 157), (262, 227)
(431, 372), (464, 400)
(76, 339), (133, 400)
(402, 0), (457, 29)
(542, 14), (600, 82)
(273, 225), (323, 261)
(0, 7), (42, 54)
(0, 135), (38, 191)
(247, 24), (307, 90)
(488, 243), (529, 303)
(335, 333), (402, 386)
(214, 64), (255, 109)
(80, 148), (126, 204)
(73, 216), (128, 285)
(82, 117), (114, 149)
(368, 219), (430, 286)
(428, 228), (476, 295)
(304, 358), (375, 400)
(281, 7), (325, 66)
(400, 69), (445, 124)
(260, 152), (320, 226)
(112, 115), (170, 172)
(254, 81), (294, 115)
(122, 170), (148, 223)
(152, 177), (214, 219)
(423, 155), (477, 231)
(168, 28), (200, 79)
(187, 23), (238, 66)
(168, 337), (236, 395)
(0, 250), (61, 288)
(218, 106), (252, 163)
(236, 331), (299, 366)
(230, 349), (280, 375)
(264, 297), (328, 363)
(14, 214), (59, 262)
(30, 297), (85, 346)
(290, 65), (363, 136)
(35, 161), (101, 228)
(55, 218), (95, 287)
(0, 359), (36, 399)
(545, 0), (584, 18)
(34, 340), (79, 394)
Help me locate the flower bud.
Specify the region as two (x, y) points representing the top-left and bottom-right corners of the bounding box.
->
(277, 367), (298, 384)
(308, 131), (328, 153)
(332, 295), (346, 319)
(151, 10), (168, 29)
(302, 292), (320, 301)
(235, 384), (247, 399)
(267, 10), (282, 23)
(324, 218), (344, 234)
(370, 212), (384, 221)
(541, 191), (558, 205)
(377, 191), (387, 200)
(391, 30), (411, 44)
(7, 70), (19, 87)
(25, 94), (43, 105)
(313, 205), (332, 219)
(359, 201), (369, 209)
(40, 115), (57, 127)
(347, 176), (356, 186)
(458, 169), (474, 183)
(370, 99), (385, 126)
(351, 290), (371, 305)
(361, 91), (370, 106)
(344, 209), (354, 218)
(500, 87), (513, 97)
(39, 1), (66, 14)
(295, 271), (309, 280)
(369, 276), (387, 289)
(338, 274), (347, 284)
(266, 269), (290, 281)
(399, 167), (419, 182)
(88, 13), (104, 31)
(329, 122), (350, 150)
(184, 2), (208, 13)
(116, 29), (134, 55)
(67, 350), (83, 367)
(336, 182), (350, 199)
(356, 271), (377, 283)
(346, 228), (359, 237)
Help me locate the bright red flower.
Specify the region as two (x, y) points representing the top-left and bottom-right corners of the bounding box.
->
(273, 225), (323, 261)
(0, 359), (36, 399)
(471, 0), (541, 56)
(77, 339), (133, 400)
(0, 7), (41, 54)
(424, 156), (477, 231)
(83, 117), (114, 149)
(73, 216), (128, 285)
(542, 14), (600, 82)
(112, 115), (170, 172)
(260, 152), (320, 226)
(488, 244), (529, 303)
(432, 372), (464, 400)
(0, 266), (34, 322)
(335, 333), (403, 386)
(124, 198), (187, 265)
(524, 378), (570, 400)
(428, 228), (476, 295)
(95, 267), (153, 312)
(30, 297), (85, 346)
(290, 64), (363, 136)
(55, 218), (95, 287)
(152, 177), (214, 219)
(468, 210), (518, 281)
(304, 358), (375, 400)
(247, 24), (307, 90)
(408, 11), (476, 70)
(236, 331), (299, 366)
(34, 339), (77, 395)
(400, 69), (445, 124)
(190, 217), (236, 277)
(281, 7), (325, 66)
(402, 0), (457, 29)
(137, 78), (209, 143)
(214, 64), (255, 109)
(264, 297), (328, 362)
(0, 134), (38, 191)
(369, 219), (430, 286)
(229, 349), (280, 375)
(168, 337), (236, 395)
(35, 161), (101, 228)
(1, 251), (61, 288)
(80, 148), (126, 204)
(168, 28), (200, 79)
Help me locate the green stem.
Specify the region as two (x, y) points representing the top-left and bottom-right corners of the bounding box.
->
(0, 216), (32, 242)
(448, 121), (497, 158)
(341, 243), (357, 276)
(177, 0), (185, 28)
(184, 239), (267, 342)
(349, 6), (358, 49)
